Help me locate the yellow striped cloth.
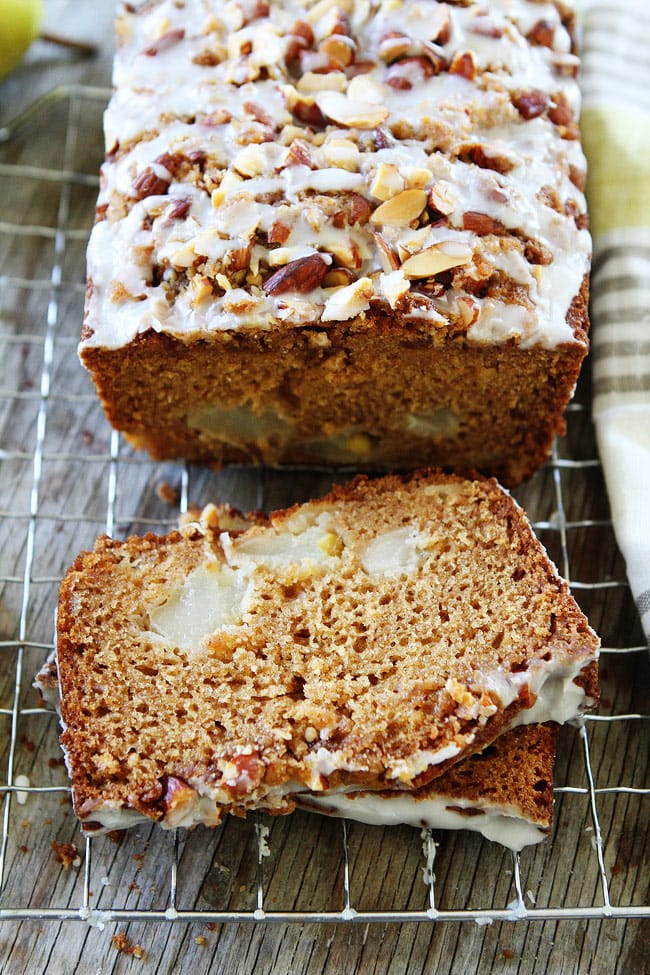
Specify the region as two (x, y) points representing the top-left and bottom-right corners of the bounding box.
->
(581, 0), (650, 641)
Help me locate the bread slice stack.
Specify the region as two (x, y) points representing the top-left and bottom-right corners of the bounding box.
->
(45, 471), (599, 849)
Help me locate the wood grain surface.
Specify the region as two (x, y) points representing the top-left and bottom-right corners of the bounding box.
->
(0, 3), (647, 973)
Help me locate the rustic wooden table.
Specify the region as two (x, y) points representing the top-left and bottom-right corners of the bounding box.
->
(0, 2), (647, 973)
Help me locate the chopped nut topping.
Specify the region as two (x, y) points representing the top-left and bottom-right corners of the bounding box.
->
(512, 89), (549, 120)
(526, 19), (555, 48)
(428, 180), (458, 215)
(385, 55), (440, 90)
(401, 244), (472, 279)
(370, 188), (428, 227)
(263, 254), (329, 294)
(321, 276), (373, 321)
(449, 50), (476, 81)
(317, 91), (390, 129)
(142, 28), (185, 57)
(319, 34), (355, 68)
(370, 162), (404, 201)
(322, 137), (360, 170)
(462, 211), (506, 235)
(377, 31), (412, 63)
(297, 70), (348, 92)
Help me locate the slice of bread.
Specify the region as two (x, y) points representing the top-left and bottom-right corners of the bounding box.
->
(53, 471), (598, 832)
(35, 654), (558, 848)
(297, 723), (559, 851)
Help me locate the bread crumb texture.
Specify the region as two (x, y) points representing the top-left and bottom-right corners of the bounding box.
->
(56, 472), (598, 827)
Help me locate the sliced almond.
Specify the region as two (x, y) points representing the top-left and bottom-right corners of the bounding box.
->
(429, 3), (452, 44)
(369, 162), (404, 201)
(370, 188), (427, 227)
(297, 70), (348, 93)
(322, 137), (360, 171)
(404, 167), (433, 190)
(401, 244), (472, 279)
(319, 34), (355, 68)
(317, 91), (390, 129)
(190, 276), (214, 303)
(327, 239), (362, 270)
(379, 269), (410, 309)
(428, 180), (458, 215)
(321, 276), (374, 322)
(306, 0), (353, 26)
(373, 232), (399, 273)
(323, 267), (356, 288)
(377, 31), (412, 62)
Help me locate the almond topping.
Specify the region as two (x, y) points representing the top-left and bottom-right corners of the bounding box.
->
(512, 89), (548, 120)
(449, 50), (476, 81)
(317, 91), (390, 129)
(323, 267), (356, 288)
(462, 211), (506, 235)
(526, 19), (555, 48)
(263, 254), (329, 294)
(142, 28), (185, 57)
(268, 220), (291, 244)
(377, 31), (412, 62)
(322, 137), (359, 170)
(429, 3), (452, 44)
(370, 188), (427, 227)
(385, 55), (438, 90)
(319, 34), (355, 67)
(321, 276), (374, 322)
(373, 232), (399, 273)
(428, 180), (457, 215)
(369, 161), (404, 201)
(297, 70), (348, 92)
(290, 94), (327, 129)
(401, 244), (472, 279)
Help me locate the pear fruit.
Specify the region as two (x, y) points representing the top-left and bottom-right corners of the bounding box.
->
(0, 0), (45, 80)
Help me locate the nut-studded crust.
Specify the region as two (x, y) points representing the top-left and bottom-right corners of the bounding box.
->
(80, 0), (591, 484)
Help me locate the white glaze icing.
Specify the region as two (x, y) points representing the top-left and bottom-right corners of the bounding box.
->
(295, 790), (549, 850)
(83, 0), (590, 351)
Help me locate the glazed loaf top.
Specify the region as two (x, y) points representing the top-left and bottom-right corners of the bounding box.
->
(84, 0), (590, 350)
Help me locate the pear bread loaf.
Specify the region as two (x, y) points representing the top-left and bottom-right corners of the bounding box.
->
(52, 471), (599, 835)
(81, 0), (590, 486)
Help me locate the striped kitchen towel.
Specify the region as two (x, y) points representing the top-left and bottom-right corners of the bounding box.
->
(580, 0), (650, 642)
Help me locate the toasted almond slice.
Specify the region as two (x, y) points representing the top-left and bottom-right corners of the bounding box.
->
(401, 244), (472, 279)
(297, 70), (348, 93)
(319, 35), (355, 67)
(321, 276), (373, 322)
(323, 267), (356, 288)
(377, 32), (412, 62)
(428, 179), (458, 215)
(370, 188), (427, 227)
(322, 137), (360, 171)
(373, 232), (399, 273)
(317, 91), (390, 129)
(369, 162), (404, 201)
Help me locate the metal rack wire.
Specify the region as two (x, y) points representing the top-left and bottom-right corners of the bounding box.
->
(0, 86), (647, 935)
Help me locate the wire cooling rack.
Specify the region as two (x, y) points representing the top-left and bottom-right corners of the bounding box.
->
(0, 86), (648, 950)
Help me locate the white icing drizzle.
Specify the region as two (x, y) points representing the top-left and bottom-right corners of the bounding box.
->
(86, 0), (590, 351)
(295, 790), (549, 850)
